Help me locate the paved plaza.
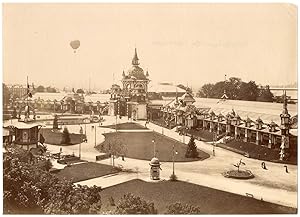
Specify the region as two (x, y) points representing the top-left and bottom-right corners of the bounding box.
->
(44, 115), (297, 208)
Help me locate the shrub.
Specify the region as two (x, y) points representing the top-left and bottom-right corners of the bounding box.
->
(185, 137), (198, 158)
(115, 193), (157, 214)
(165, 202), (202, 214)
(62, 127), (71, 144)
(169, 173), (178, 181)
(53, 115), (59, 129)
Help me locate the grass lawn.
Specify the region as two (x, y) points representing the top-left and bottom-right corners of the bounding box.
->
(97, 131), (210, 162)
(100, 179), (296, 214)
(101, 122), (147, 130)
(218, 140), (297, 165)
(55, 162), (119, 183)
(40, 128), (86, 146)
(182, 128), (214, 142)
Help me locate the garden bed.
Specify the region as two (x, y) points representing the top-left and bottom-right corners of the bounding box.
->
(222, 170), (254, 179)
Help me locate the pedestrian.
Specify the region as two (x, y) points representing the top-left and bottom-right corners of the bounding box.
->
(284, 165), (289, 173)
(212, 148), (215, 156)
(261, 161), (267, 170)
(60, 147), (62, 153)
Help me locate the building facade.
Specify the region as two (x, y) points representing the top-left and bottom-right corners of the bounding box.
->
(109, 48), (150, 120)
(148, 91), (297, 161)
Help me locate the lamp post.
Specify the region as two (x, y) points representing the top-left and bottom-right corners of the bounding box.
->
(212, 132), (216, 156)
(94, 124), (97, 147)
(172, 144), (178, 176)
(182, 127), (186, 144)
(152, 139), (156, 157)
(79, 126), (83, 159)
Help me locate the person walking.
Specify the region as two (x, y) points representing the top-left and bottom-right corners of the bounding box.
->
(261, 161), (267, 170)
(284, 165), (289, 173)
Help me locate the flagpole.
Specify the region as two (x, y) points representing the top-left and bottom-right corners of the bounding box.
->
(27, 76), (29, 106)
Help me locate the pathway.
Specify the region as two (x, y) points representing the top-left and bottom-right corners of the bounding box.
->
(45, 116), (297, 208)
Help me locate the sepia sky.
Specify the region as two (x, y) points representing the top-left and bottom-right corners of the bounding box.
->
(3, 3), (297, 90)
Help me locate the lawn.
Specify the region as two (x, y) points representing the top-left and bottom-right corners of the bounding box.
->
(180, 128), (214, 142)
(97, 131), (210, 162)
(101, 122), (147, 130)
(100, 179), (296, 214)
(40, 128), (86, 145)
(218, 140), (297, 165)
(55, 162), (119, 183)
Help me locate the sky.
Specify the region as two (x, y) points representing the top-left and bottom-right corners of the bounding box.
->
(3, 3), (297, 91)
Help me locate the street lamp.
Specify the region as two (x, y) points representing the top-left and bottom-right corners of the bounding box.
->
(182, 127), (187, 144)
(172, 144), (178, 176)
(152, 138), (156, 157)
(79, 126), (83, 159)
(94, 124), (97, 147)
(212, 132), (216, 156)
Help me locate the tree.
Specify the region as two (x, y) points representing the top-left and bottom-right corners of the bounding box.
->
(213, 81), (227, 98)
(115, 193), (157, 214)
(197, 77), (274, 102)
(62, 127), (71, 144)
(256, 85), (274, 102)
(185, 137), (198, 158)
(36, 85), (45, 92)
(237, 81), (259, 101)
(44, 184), (102, 214)
(226, 77), (242, 100)
(165, 202), (202, 214)
(100, 136), (127, 167)
(4, 146), (102, 214)
(76, 89), (85, 94)
(166, 202), (200, 214)
(197, 83), (214, 98)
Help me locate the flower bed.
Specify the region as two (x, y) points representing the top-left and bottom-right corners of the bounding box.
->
(222, 170), (254, 179)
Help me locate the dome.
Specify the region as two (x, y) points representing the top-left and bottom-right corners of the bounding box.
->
(150, 157), (160, 166)
(127, 65), (147, 80)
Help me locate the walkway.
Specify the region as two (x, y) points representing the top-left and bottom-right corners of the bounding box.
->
(45, 116), (297, 208)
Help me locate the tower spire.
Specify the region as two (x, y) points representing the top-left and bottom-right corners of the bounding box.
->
(132, 48), (139, 66)
(282, 90), (288, 115)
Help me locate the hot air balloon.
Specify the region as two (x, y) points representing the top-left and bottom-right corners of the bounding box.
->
(70, 40), (80, 53)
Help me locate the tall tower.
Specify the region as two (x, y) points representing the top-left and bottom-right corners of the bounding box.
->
(121, 48), (150, 120)
(279, 90), (291, 161)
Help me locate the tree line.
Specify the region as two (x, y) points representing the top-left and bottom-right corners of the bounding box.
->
(196, 77), (274, 102)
